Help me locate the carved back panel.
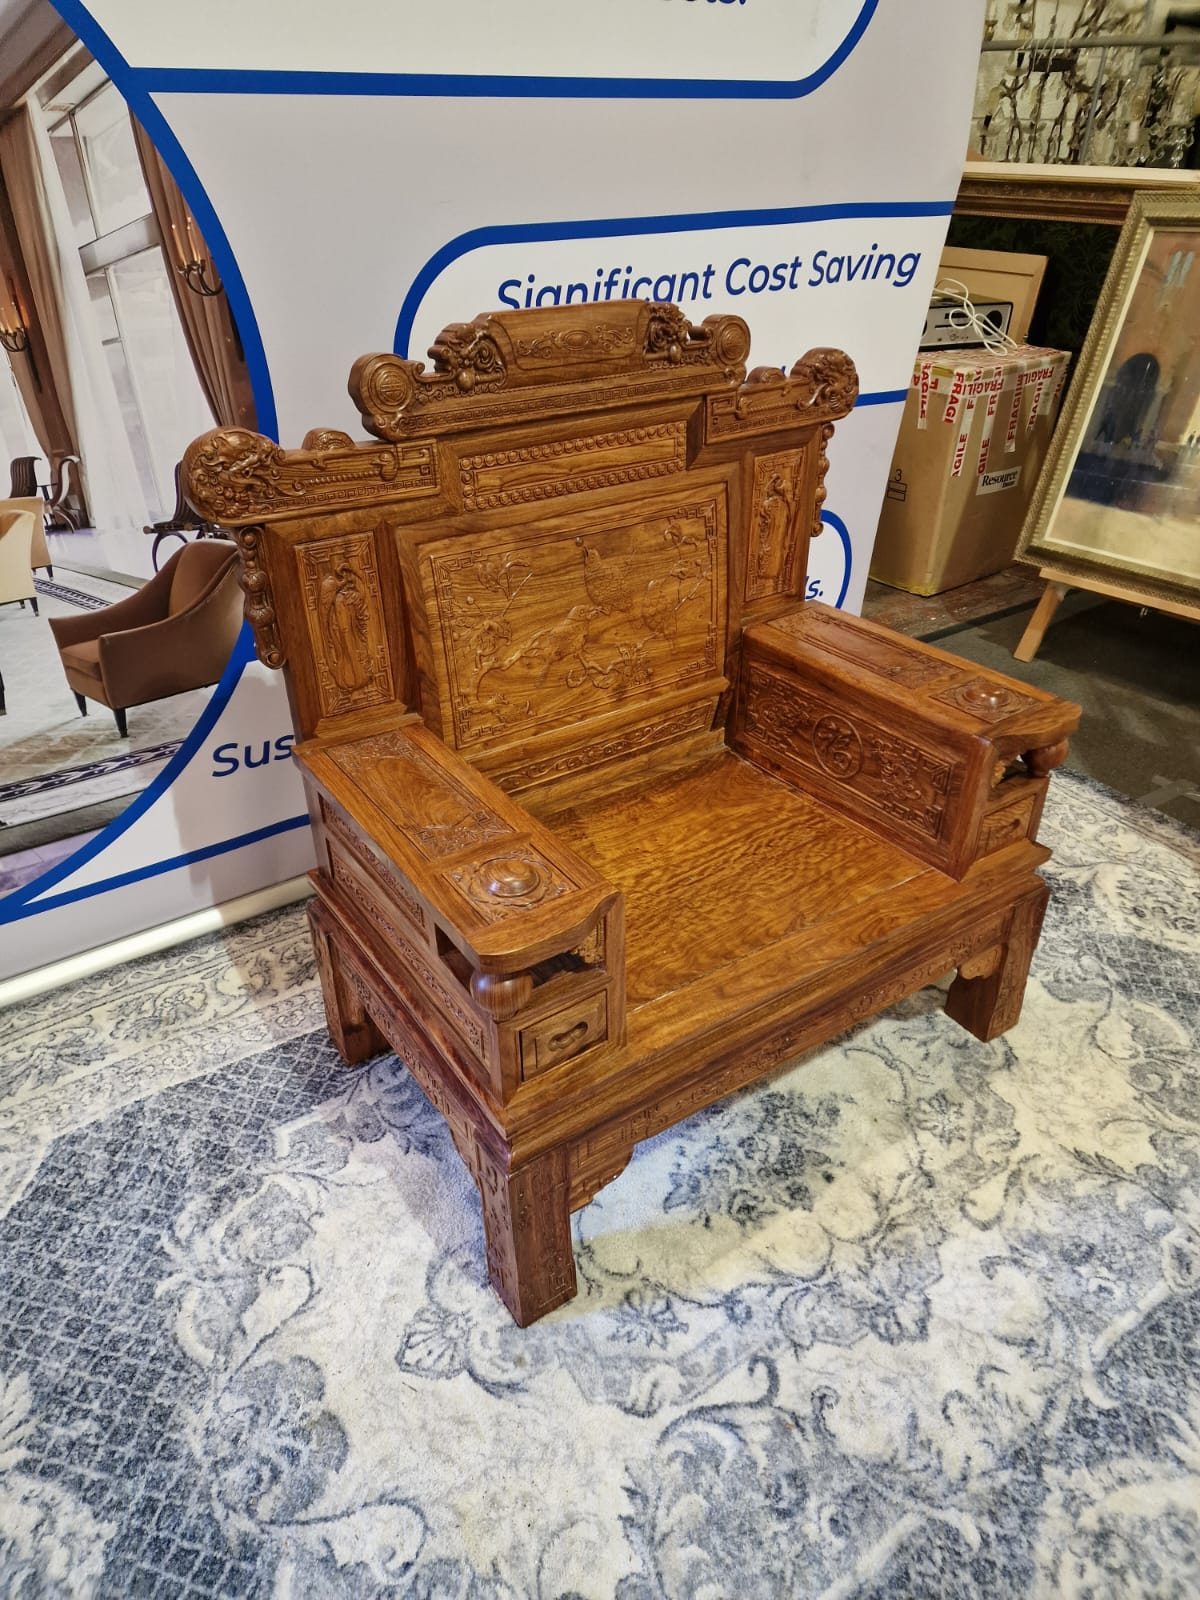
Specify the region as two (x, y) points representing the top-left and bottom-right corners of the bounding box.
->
(182, 302), (858, 789)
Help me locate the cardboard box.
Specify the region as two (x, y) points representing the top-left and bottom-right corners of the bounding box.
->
(870, 344), (1070, 596)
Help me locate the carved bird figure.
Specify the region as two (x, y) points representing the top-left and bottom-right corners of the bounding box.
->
(580, 543), (633, 615)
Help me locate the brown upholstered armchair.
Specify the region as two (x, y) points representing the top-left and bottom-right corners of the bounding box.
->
(48, 539), (242, 736)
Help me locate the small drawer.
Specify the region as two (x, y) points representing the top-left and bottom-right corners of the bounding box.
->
(520, 992), (608, 1080)
(979, 787), (1038, 855)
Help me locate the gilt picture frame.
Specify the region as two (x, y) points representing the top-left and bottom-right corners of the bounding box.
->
(1016, 190), (1200, 611)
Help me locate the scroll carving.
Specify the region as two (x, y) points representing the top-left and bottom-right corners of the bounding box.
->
(182, 426), (437, 523)
(232, 525), (284, 669)
(706, 347), (859, 441)
(499, 701), (714, 791)
(350, 304), (751, 441)
(746, 449), (806, 601)
(298, 534), (395, 718)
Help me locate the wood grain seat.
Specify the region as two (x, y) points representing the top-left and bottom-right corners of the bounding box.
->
(544, 749), (928, 1006)
(184, 300), (1079, 1326)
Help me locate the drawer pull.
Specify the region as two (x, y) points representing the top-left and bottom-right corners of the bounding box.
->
(549, 1020), (589, 1053)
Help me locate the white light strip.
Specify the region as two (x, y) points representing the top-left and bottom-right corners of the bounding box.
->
(0, 877), (313, 1008)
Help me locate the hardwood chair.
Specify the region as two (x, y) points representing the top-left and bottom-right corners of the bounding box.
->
(48, 539), (242, 736)
(183, 302), (1079, 1327)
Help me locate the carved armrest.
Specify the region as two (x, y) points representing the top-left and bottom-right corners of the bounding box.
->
(732, 601), (1080, 878)
(296, 717), (624, 1101)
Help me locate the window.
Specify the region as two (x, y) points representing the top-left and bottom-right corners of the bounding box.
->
(39, 60), (212, 520)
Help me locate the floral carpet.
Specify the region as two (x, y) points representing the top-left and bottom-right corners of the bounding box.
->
(1, 772), (1198, 1598)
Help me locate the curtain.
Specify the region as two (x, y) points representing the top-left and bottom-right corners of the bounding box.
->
(131, 117), (256, 431)
(0, 122), (80, 484)
(1, 103), (151, 532)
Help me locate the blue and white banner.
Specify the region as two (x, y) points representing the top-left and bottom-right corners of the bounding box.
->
(1, 0), (985, 981)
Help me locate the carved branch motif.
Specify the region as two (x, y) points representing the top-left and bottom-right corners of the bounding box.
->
(706, 347), (859, 441)
(232, 525), (285, 669)
(459, 422), (686, 511)
(182, 426), (437, 523)
(350, 304), (751, 441)
(298, 535), (395, 718)
(741, 665), (954, 840)
(746, 449), (806, 601)
(427, 502), (722, 749)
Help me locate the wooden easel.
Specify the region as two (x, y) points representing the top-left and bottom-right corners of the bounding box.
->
(1015, 566), (1200, 662)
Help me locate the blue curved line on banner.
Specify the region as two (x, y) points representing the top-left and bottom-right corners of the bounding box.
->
(392, 197), (954, 361)
(0, 627), (271, 923)
(118, 0), (878, 101)
(47, 0), (278, 441)
(0, 1), (286, 924)
(820, 510), (854, 609)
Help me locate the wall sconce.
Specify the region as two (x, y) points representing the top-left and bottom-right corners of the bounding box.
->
(0, 278), (30, 354)
(169, 214), (224, 298)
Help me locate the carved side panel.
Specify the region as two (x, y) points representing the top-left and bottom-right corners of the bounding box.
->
(319, 798), (428, 934)
(420, 497), (725, 751)
(459, 421), (686, 511)
(745, 449), (807, 602)
(740, 664), (956, 841)
(297, 534), (395, 718)
(333, 732), (511, 861)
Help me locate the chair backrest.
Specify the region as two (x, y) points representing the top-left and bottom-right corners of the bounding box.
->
(166, 538), (239, 616)
(183, 302), (857, 794)
(0, 509), (37, 600)
(8, 456), (39, 498)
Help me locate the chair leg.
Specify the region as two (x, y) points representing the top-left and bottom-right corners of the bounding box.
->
(46, 564), (53, 578)
(29, 596), (37, 615)
(73, 692), (89, 716)
(308, 900), (386, 1064)
(474, 1143), (576, 1326)
(113, 707), (128, 738)
(946, 883), (1050, 1042)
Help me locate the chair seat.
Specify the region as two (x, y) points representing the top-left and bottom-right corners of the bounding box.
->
(541, 750), (928, 1007)
(58, 639), (103, 682)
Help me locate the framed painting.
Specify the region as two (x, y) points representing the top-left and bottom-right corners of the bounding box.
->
(1017, 190), (1200, 612)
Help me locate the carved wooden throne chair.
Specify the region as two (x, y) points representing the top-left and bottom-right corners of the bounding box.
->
(184, 302), (1079, 1326)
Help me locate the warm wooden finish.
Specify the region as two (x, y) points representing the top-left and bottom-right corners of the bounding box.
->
(184, 301), (1079, 1326)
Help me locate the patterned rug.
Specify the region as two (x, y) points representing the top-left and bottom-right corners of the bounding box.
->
(1, 771), (1198, 1598)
